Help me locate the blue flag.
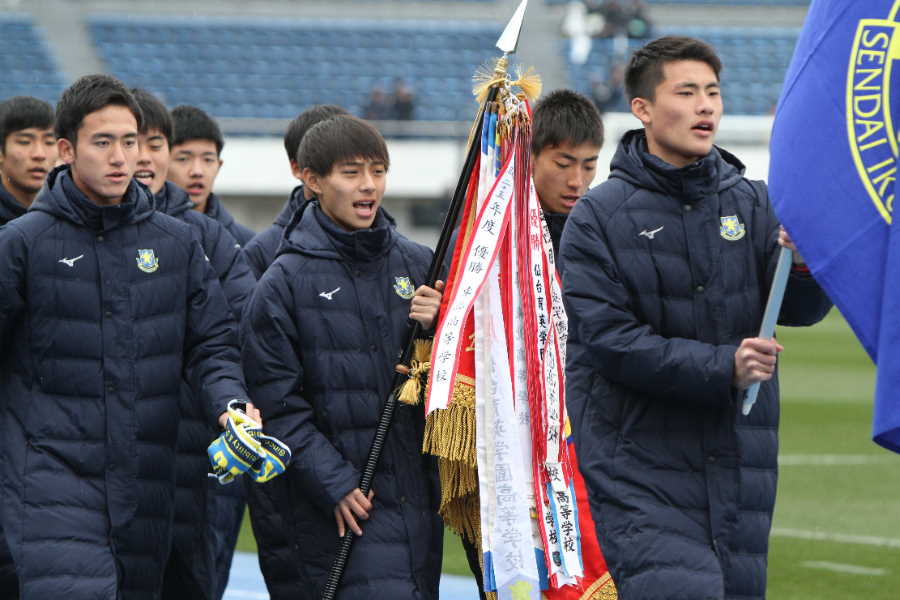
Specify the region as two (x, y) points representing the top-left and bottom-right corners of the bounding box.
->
(769, 0), (900, 452)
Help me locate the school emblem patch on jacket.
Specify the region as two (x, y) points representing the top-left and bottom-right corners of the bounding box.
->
(136, 249), (159, 273)
(393, 276), (415, 299)
(720, 216), (746, 241)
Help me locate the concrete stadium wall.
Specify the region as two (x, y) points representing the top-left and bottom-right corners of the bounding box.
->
(218, 111), (776, 247)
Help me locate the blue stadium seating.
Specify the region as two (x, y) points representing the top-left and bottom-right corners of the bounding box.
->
(565, 26), (799, 115)
(89, 17), (504, 121)
(0, 15), (66, 105)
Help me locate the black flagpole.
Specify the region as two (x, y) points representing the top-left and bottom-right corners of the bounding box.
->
(319, 87), (498, 600)
(319, 1), (528, 595)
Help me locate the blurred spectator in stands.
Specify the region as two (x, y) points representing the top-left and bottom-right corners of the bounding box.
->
(363, 86), (391, 121)
(391, 78), (415, 120)
(590, 63), (626, 113)
(584, 0), (651, 39)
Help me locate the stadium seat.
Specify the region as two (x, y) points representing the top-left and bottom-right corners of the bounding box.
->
(562, 26), (799, 115)
(88, 16), (501, 121)
(0, 15), (66, 105)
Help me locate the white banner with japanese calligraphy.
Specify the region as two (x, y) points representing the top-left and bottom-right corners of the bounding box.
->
(426, 152), (516, 414)
(476, 254), (541, 599)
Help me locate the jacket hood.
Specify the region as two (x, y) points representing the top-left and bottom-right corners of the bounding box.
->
(0, 180), (27, 223)
(280, 200), (397, 262)
(153, 181), (193, 217)
(205, 193), (234, 226)
(610, 129), (746, 201)
(30, 165), (154, 231)
(273, 184), (309, 227)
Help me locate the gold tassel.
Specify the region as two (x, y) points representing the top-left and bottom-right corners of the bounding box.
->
(422, 378), (480, 542)
(509, 65), (542, 101)
(473, 56), (510, 104)
(422, 381), (476, 464)
(397, 339), (433, 406)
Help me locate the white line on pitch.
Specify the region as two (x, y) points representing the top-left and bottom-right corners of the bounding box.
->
(223, 591), (269, 600)
(772, 528), (900, 549)
(778, 454), (894, 466)
(801, 561), (887, 576)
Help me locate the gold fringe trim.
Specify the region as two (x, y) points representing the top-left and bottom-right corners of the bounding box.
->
(422, 382), (476, 464)
(423, 379), (480, 542)
(578, 572), (619, 600)
(536, 571), (618, 599)
(397, 339), (433, 406)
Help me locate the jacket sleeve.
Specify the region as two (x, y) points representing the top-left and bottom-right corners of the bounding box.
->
(183, 232), (248, 425)
(242, 235), (268, 280)
(561, 200), (737, 404)
(240, 262), (360, 512)
(205, 220), (257, 318)
(753, 182), (833, 326)
(0, 225), (27, 348)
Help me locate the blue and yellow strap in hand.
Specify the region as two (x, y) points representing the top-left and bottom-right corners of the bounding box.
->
(208, 400), (292, 484)
(248, 431), (291, 483)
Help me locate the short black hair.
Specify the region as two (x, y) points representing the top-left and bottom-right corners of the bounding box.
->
(55, 74), (143, 144)
(0, 96), (55, 150)
(284, 104), (349, 165)
(297, 115), (389, 176)
(625, 36), (722, 102)
(170, 105), (224, 155)
(131, 88), (173, 147)
(531, 89), (604, 156)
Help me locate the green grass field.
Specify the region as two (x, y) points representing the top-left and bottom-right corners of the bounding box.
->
(767, 309), (898, 599)
(238, 309), (899, 598)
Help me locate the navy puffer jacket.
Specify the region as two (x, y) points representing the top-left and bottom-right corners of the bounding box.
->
(0, 166), (246, 599)
(243, 184), (306, 279)
(0, 180), (24, 599)
(0, 182), (26, 225)
(204, 192), (255, 247)
(562, 131), (832, 600)
(241, 203), (442, 600)
(155, 181), (255, 598)
(241, 187), (307, 598)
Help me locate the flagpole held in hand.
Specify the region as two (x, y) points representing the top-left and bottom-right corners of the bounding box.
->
(319, 4), (529, 598)
(742, 246), (793, 415)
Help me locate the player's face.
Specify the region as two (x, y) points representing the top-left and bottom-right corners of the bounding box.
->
(0, 126), (57, 202)
(58, 104), (139, 206)
(306, 157), (387, 231)
(633, 59), (722, 168)
(135, 128), (170, 195)
(532, 141), (600, 215)
(167, 139), (222, 213)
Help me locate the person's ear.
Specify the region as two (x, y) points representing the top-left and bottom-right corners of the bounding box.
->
(58, 137), (76, 165)
(290, 160), (303, 181)
(631, 97), (652, 126)
(303, 168), (322, 195)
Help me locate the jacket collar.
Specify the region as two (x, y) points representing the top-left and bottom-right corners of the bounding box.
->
(273, 184), (308, 227)
(281, 200), (397, 262)
(153, 181), (194, 217)
(610, 129), (745, 202)
(204, 192), (234, 227)
(30, 165), (154, 232)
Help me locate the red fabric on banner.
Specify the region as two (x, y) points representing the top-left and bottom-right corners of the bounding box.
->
(544, 440), (617, 600)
